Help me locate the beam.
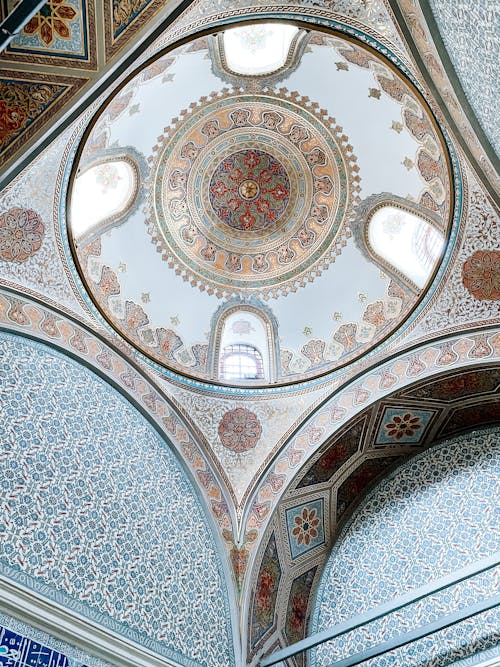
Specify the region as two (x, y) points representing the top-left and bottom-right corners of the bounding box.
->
(327, 594), (500, 667)
(261, 551), (500, 666)
(0, 0), (47, 52)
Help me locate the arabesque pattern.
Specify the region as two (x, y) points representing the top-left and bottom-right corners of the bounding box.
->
(0, 331), (235, 667)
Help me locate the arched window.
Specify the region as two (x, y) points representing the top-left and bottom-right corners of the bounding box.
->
(222, 23), (299, 76)
(209, 299), (280, 383)
(368, 205), (444, 289)
(352, 195), (446, 293)
(219, 343), (264, 381)
(70, 154), (141, 246)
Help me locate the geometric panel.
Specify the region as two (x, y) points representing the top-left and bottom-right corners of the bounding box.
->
(403, 367), (500, 402)
(284, 566), (317, 650)
(104, 0), (164, 60)
(0, 0), (96, 69)
(286, 499), (325, 560)
(375, 406), (436, 445)
(439, 400), (500, 439)
(298, 416), (365, 487)
(336, 456), (399, 521)
(0, 72), (87, 163)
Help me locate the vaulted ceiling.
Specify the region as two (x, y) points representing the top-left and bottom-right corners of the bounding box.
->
(0, 1), (498, 666)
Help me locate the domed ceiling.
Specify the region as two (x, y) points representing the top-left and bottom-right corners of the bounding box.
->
(68, 23), (454, 386)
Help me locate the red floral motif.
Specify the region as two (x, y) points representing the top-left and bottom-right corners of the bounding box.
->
(209, 150), (290, 231)
(256, 565), (276, 616)
(291, 507), (320, 547)
(218, 408), (262, 452)
(363, 301), (386, 328)
(156, 327), (182, 359)
(334, 323), (358, 352)
(253, 536), (281, 636)
(301, 339), (325, 366)
(98, 266), (120, 295)
(385, 413), (422, 440)
(0, 101), (27, 144)
(230, 546), (248, 585)
(285, 568), (316, 645)
(124, 301), (148, 331)
(23, 0), (78, 47)
(0, 208), (44, 262)
(462, 250), (500, 300)
(289, 589), (308, 633)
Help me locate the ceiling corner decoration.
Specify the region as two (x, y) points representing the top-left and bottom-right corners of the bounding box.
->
(0, 0), (192, 185)
(0, 0), (97, 68)
(104, 0), (170, 61)
(0, 71), (87, 164)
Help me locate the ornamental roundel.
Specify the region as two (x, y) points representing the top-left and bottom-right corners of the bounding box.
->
(462, 250), (500, 301)
(0, 208), (45, 262)
(146, 89), (359, 299)
(218, 407), (262, 453)
(209, 149), (290, 232)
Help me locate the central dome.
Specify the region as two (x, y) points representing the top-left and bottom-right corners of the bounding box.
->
(69, 24), (453, 386)
(148, 90), (355, 299)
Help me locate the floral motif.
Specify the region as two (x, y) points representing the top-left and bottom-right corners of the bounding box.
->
(291, 507), (321, 547)
(385, 412), (422, 439)
(209, 150), (290, 231)
(0, 208), (45, 262)
(0, 81), (63, 151)
(252, 535), (281, 644)
(148, 89), (355, 300)
(112, 0), (148, 38)
(462, 250), (500, 300)
(286, 568), (317, 647)
(218, 408), (262, 452)
(23, 0), (78, 47)
(0, 100), (26, 144)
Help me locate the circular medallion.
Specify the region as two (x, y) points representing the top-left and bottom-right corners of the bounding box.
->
(147, 90), (359, 298)
(218, 407), (262, 452)
(209, 149), (290, 231)
(0, 208), (45, 262)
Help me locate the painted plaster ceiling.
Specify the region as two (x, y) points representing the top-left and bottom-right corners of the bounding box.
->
(0, 2), (499, 667)
(68, 25), (453, 386)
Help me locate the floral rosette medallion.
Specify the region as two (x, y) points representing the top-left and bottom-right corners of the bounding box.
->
(146, 89), (359, 299)
(218, 407), (262, 453)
